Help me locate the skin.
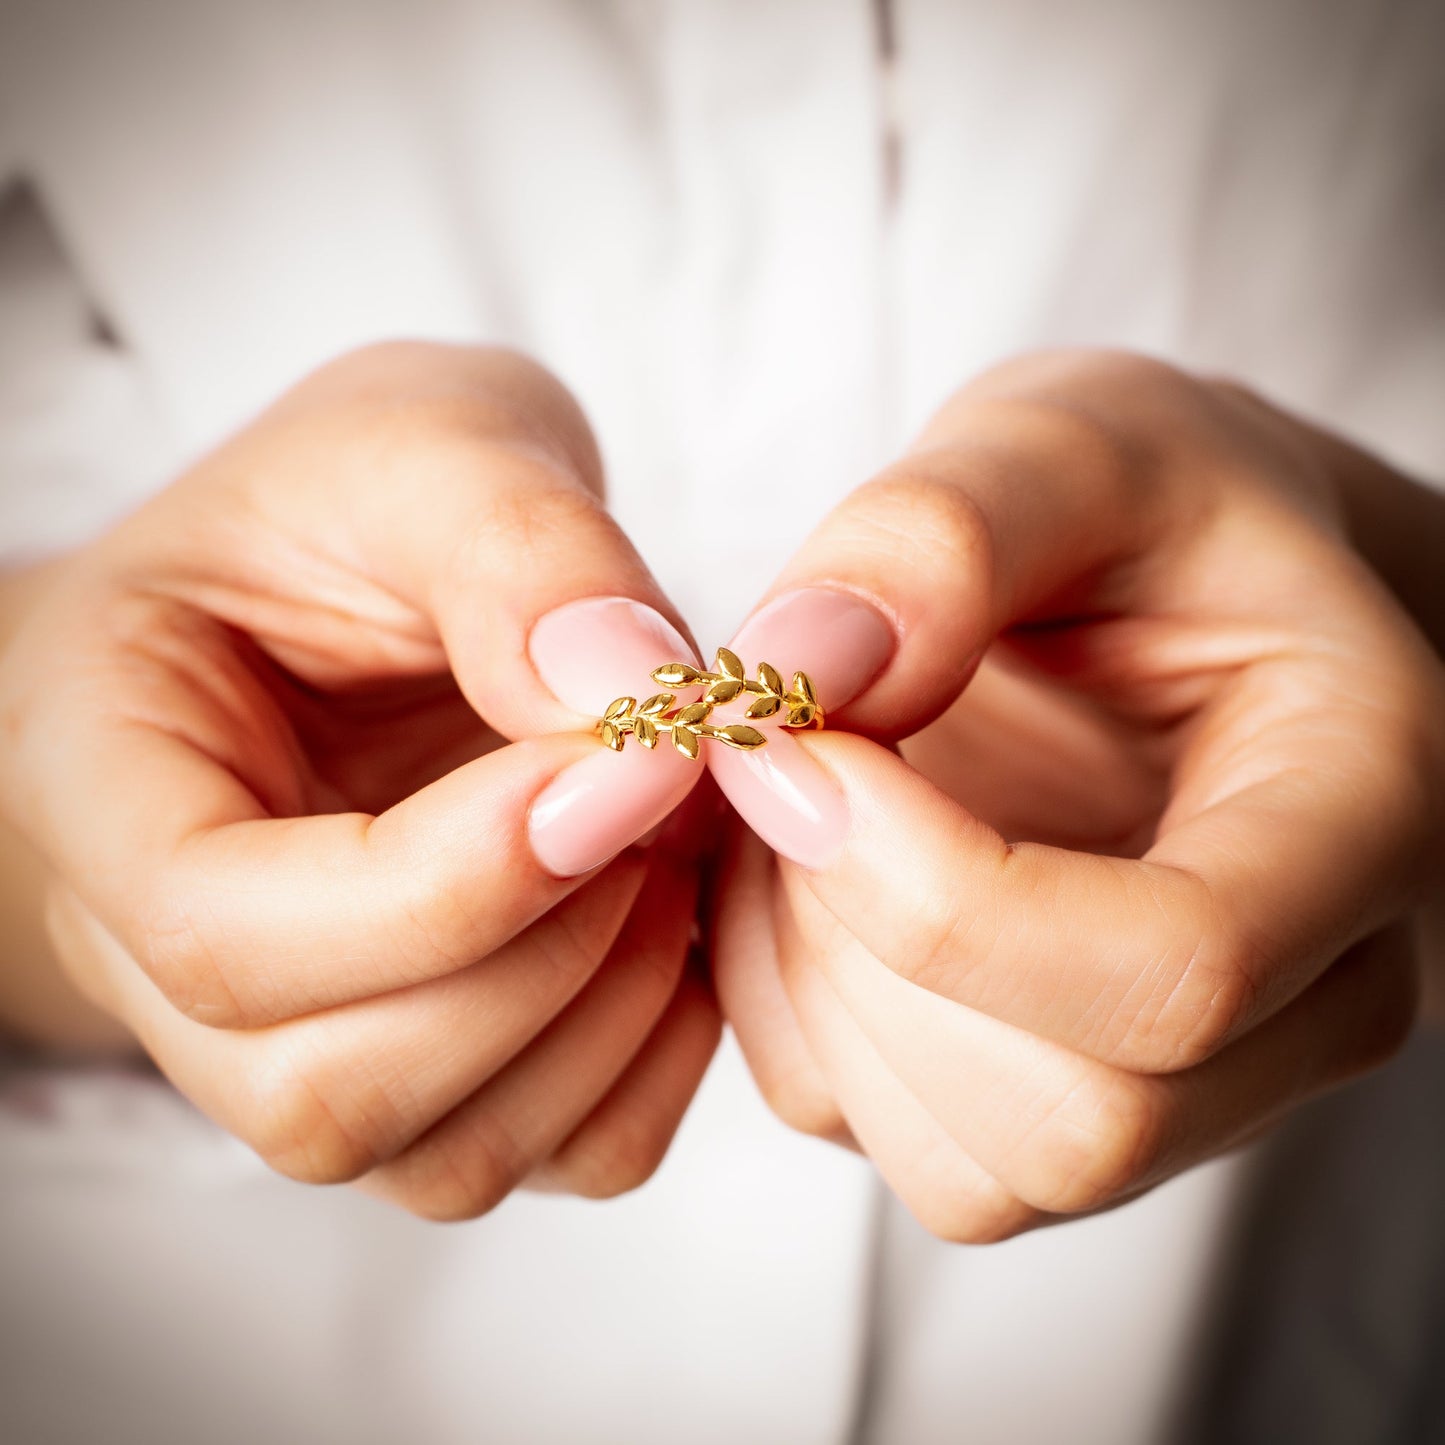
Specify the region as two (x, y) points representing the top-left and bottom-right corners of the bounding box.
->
(2, 343), (1442, 1232)
(712, 350), (1445, 1241)
(0, 342), (721, 1217)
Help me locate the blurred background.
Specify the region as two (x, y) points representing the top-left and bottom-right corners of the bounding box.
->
(2, 3), (1443, 1442)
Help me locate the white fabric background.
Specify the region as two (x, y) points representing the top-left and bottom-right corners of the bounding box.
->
(0, 2), (1440, 1441)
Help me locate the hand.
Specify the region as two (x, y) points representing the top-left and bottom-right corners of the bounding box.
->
(709, 349), (1445, 1241)
(0, 342), (721, 1216)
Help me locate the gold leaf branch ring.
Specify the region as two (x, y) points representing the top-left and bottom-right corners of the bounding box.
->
(598, 647), (825, 760)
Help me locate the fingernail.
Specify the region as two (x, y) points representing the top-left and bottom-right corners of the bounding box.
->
(529, 596), (699, 717)
(529, 742), (699, 878)
(728, 587), (895, 711)
(707, 731), (848, 870)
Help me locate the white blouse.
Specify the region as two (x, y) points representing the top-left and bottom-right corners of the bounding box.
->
(1, 2), (1441, 1441)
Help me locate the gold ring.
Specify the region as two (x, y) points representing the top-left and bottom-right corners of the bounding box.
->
(598, 648), (825, 760)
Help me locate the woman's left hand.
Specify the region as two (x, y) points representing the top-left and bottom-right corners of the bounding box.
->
(708, 350), (1445, 1241)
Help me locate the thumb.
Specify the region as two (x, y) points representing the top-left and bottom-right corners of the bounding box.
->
(285, 343), (714, 874)
(707, 356), (1159, 865)
(268, 342), (706, 741)
(720, 359), (1156, 741)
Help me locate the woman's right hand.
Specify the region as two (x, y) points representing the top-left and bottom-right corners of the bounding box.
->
(0, 341), (720, 1216)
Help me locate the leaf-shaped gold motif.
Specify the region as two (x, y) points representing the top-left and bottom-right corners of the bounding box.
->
(718, 724), (766, 750)
(605, 655), (820, 757)
(652, 663), (700, 687)
(705, 678), (744, 705)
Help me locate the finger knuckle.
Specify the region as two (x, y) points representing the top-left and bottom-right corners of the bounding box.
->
(463, 347), (596, 446)
(449, 467), (615, 576)
(758, 1066), (849, 1142)
(525, 901), (617, 995)
(1015, 1073), (1168, 1214)
(957, 347), (1179, 490)
(373, 813), (614, 991)
(135, 888), (257, 1030)
(918, 1195), (1036, 1246)
(302, 340), (600, 488)
(402, 1169), (509, 1224)
(402, 1118), (529, 1223)
(240, 1048), (380, 1186)
(552, 1119), (672, 1201)
(627, 930), (692, 1011)
(1103, 874), (1260, 1074)
(898, 885), (993, 999)
(1140, 928), (1260, 1073)
(847, 469), (997, 593)
(987, 392), (1145, 496)
(376, 874), (494, 989)
(910, 1163), (1038, 1246)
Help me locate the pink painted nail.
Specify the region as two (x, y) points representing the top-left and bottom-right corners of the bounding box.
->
(529, 741), (699, 878)
(708, 731), (848, 870)
(529, 596), (700, 718)
(727, 587), (895, 712)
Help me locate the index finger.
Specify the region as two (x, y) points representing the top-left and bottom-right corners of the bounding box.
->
(720, 351), (1183, 741)
(11, 654), (696, 1029)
